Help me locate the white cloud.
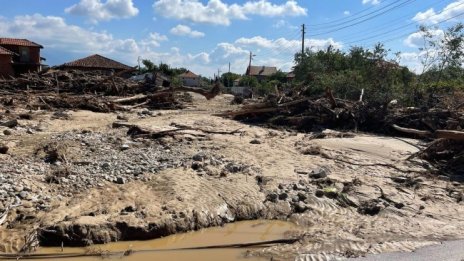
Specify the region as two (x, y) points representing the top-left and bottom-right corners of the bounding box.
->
(235, 36), (343, 53)
(344, 10), (351, 16)
(65, 0), (139, 23)
(404, 29), (444, 48)
(170, 24), (205, 38)
(412, 0), (464, 24)
(141, 32), (168, 48)
(362, 0), (380, 5)
(153, 0), (307, 26)
(272, 19), (299, 30)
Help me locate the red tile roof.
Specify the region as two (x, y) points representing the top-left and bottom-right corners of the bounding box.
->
(0, 46), (15, 56)
(179, 70), (199, 78)
(60, 54), (133, 70)
(0, 38), (43, 48)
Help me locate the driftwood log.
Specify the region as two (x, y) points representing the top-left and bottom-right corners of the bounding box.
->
(392, 124), (464, 141)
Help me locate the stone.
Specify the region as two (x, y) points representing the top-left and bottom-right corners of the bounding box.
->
(124, 206), (136, 212)
(120, 144), (130, 151)
(315, 190), (324, 198)
(0, 145), (8, 154)
(267, 193), (278, 203)
(323, 188), (338, 199)
(225, 163), (243, 173)
(297, 192), (307, 201)
(117, 114), (129, 121)
(18, 191), (29, 199)
(3, 129), (12, 135)
(192, 152), (207, 162)
(309, 166), (330, 179)
(279, 193), (288, 200)
(250, 139), (262, 144)
(0, 119), (18, 128)
(114, 177), (126, 185)
(295, 202), (308, 213)
(26, 128), (34, 134)
(191, 162), (203, 171)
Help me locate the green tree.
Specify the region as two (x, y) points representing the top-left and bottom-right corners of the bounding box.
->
(269, 71), (288, 83)
(220, 72), (240, 87)
(239, 76), (259, 88)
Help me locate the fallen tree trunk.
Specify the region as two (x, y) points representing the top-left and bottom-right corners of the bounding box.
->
(392, 124), (432, 137)
(392, 124), (464, 141)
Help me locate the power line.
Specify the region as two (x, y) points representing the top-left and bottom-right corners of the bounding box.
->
(335, 0), (449, 41)
(343, 1), (464, 46)
(308, 0), (417, 36)
(359, 11), (464, 47)
(308, 0), (412, 30)
(306, 0), (387, 27)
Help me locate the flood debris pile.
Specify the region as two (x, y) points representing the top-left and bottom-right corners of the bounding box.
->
(221, 89), (464, 177)
(0, 70), (220, 113)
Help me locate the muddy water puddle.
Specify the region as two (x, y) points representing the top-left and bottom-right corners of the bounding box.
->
(38, 220), (297, 261)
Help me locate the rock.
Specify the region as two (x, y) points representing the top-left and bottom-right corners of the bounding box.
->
(391, 176), (408, 183)
(279, 193), (288, 200)
(26, 128), (34, 134)
(0, 119), (18, 128)
(120, 144), (130, 151)
(309, 166), (330, 179)
(14, 186), (24, 192)
(250, 139), (262, 144)
(224, 163), (243, 173)
(3, 129), (12, 135)
(191, 162), (203, 171)
(123, 206), (136, 212)
(0, 145), (8, 154)
(18, 191), (29, 199)
(117, 114), (129, 121)
(323, 188), (338, 199)
(267, 193), (278, 203)
(294, 202), (308, 213)
(192, 152), (207, 162)
(315, 190), (324, 198)
(114, 177), (126, 185)
(101, 162), (111, 170)
(358, 199), (383, 216)
(297, 192), (307, 201)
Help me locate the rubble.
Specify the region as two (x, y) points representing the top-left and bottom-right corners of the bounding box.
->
(0, 69), (221, 113)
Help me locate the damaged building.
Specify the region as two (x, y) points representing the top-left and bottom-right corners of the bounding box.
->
(0, 38), (45, 78)
(58, 54), (133, 75)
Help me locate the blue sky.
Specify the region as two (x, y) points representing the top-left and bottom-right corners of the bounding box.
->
(0, 0), (463, 77)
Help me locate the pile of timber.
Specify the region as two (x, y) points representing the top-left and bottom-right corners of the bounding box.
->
(0, 70), (221, 112)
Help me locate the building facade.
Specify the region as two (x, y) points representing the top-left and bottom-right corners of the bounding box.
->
(0, 38), (44, 78)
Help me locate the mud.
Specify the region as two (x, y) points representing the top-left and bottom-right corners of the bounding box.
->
(0, 93), (463, 260)
(38, 220), (296, 261)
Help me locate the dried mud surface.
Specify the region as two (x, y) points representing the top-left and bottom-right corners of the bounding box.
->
(0, 94), (463, 260)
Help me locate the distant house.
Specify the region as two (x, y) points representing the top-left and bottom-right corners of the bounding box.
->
(58, 54), (133, 74)
(246, 65), (277, 81)
(0, 38), (44, 78)
(286, 71), (295, 82)
(179, 70), (201, 87)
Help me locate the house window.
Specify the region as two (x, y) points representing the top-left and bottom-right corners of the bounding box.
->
(19, 47), (30, 62)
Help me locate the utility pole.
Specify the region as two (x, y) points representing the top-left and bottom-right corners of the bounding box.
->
(248, 51), (256, 75)
(301, 24), (306, 55)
